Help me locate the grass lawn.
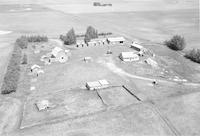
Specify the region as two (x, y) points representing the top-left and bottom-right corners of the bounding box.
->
(155, 92), (200, 136)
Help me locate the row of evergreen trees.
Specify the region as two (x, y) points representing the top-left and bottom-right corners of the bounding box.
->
(60, 26), (98, 45)
(16, 35), (48, 49)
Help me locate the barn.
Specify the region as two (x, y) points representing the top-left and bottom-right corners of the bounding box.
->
(107, 37), (125, 45)
(119, 52), (139, 62)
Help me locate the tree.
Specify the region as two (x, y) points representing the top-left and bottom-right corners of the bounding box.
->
(84, 26), (98, 43)
(164, 35), (186, 51)
(63, 28), (76, 45)
(16, 36), (28, 49)
(185, 49), (200, 63)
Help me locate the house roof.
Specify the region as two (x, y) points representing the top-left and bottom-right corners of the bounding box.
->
(51, 47), (63, 57)
(107, 37), (125, 42)
(90, 38), (107, 42)
(37, 69), (44, 74)
(120, 52), (138, 58)
(145, 58), (158, 66)
(87, 41), (98, 44)
(131, 42), (144, 49)
(31, 64), (41, 70)
(36, 100), (49, 111)
(86, 81), (101, 88)
(99, 79), (109, 86)
(77, 40), (85, 44)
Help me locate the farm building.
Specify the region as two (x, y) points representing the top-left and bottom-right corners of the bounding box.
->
(35, 100), (55, 111)
(107, 37), (125, 45)
(31, 64), (41, 73)
(86, 79), (110, 90)
(51, 47), (69, 63)
(131, 41), (146, 52)
(119, 52), (139, 62)
(87, 41), (98, 46)
(90, 38), (107, 45)
(145, 58), (158, 67)
(83, 57), (92, 62)
(99, 79), (109, 88)
(76, 40), (86, 47)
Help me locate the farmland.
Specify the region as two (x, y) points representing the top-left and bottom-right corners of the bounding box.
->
(0, 0), (200, 136)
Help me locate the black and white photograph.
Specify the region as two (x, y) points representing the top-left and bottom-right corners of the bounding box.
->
(0, 0), (199, 136)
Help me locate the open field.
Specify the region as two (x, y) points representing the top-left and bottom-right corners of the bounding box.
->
(0, 0), (199, 136)
(155, 91), (200, 136)
(21, 88), (105, 128)
(11, 103), (174, 136)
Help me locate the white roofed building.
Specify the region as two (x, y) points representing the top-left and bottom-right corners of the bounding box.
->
(86, 79), (110, 90)
(131, 41), (146, 52)
(107, 37), (125, 45)
(51, 47), (69, 63)
(35, 100), (55, 111)
(119, 52), (139, 62)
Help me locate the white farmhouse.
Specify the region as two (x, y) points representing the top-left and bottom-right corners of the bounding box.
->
(51, 47), (68, 63)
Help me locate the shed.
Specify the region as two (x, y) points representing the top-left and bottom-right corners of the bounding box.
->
(86, 79), (110, 90)
(99, 79), (109, 88)
(31, 64), (41, 70)
(107, 37), (125, 45)
(84, 57), (92, 62)
(119, 52), (139, 62)
(131, 41), (143, 51)
(31, 64), (41, 72)
(86, 81), (101, 90)
(91, 38), (107, 45)
(145, 58), (158, 67)
(35, 100), (50, 111)
(87, 41), (98, 46)
(51, 47), (68, 63)
(76, 40), (86, 47)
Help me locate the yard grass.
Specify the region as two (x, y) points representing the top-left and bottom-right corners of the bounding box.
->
(155, 91), (200, 136)
(21, 88), (105, 128)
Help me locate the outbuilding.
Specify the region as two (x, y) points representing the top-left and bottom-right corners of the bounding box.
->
(86, 81), (101, 90)
(31, 64), (41, 73)
(90, 38), (107, 45)
(51, 47), (68, 63)
(76, 40), (86, 47)
(131, 41), (146, 52)
(107, 37), (125, 45)
(35, 100), (52, 111)
(86, 79), (110, 90)
(87, 41), (98, 46)
(119, 52), (139, 62)
(145, 58), (158, 67)
(83, 57), (92, 62)
(99, 79), (109, 88)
